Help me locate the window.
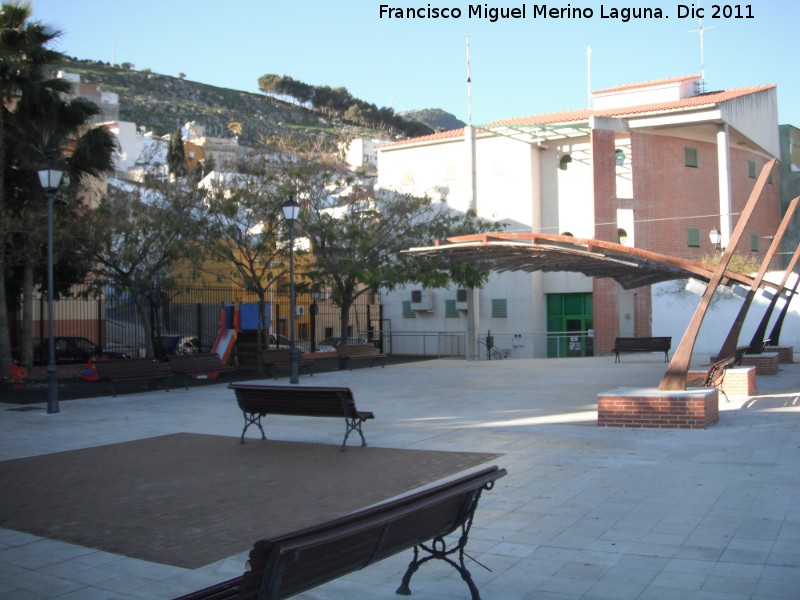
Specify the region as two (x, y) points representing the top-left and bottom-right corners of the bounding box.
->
(491, 299), (508, 318)
(750, 232), (759, 252)
(686, 227), (701, 247)
(684, 147), (698, 168)
(444, 300), (460, 318)
(747, 160), (756, 179)
(402, 301), (416, 319)
(559, 155), (572, 170)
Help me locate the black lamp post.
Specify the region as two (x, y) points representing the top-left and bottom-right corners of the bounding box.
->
(38, 158), (64, 414)
(281, 196), (301, 384)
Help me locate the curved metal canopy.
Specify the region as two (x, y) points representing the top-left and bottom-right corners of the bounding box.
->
(408, 232), (764, 291)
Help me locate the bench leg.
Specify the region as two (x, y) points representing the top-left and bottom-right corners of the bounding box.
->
(341, 417), (368, 452)
(396, 488), (487, 599)
(240, 411), (267, 444)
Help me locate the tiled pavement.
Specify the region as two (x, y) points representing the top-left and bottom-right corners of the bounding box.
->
(1, 355), (799, 599)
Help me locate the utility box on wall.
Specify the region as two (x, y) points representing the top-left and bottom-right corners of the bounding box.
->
(410, 289), (434, 312)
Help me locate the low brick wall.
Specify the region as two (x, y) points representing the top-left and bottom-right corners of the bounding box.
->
(764, 346), (794, 364)
(687, 366), (756, 398)
(738, 352), (780, 375)
(597, 387), (719, 429)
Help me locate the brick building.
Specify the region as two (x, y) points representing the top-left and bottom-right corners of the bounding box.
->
(376, 75), (782, 358)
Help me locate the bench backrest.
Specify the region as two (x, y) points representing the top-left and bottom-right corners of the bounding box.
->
(94, 358), (164, 379)
(260, 350), (309, 364)
(230, 384), (357, 419)
(336, 344), (379, 358)
(614, 337), (671, 351)
(237, 465), (507, 600)
(168, 353), (224, 373)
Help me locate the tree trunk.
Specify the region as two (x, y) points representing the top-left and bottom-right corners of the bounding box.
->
(20, 256), (35, 370)
(0, 107), (12, 381)
(133, 295), (155, 358)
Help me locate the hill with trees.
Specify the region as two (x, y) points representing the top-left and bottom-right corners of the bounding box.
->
(58, 57), (439, 147)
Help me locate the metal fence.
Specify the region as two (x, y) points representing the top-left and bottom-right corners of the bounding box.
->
(16, 284), (382, 362)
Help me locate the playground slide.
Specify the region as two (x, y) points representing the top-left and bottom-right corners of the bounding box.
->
(211, 328), (237, 365)
(209, 306), (239, 370)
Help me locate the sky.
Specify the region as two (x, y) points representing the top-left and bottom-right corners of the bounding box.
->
(30, 1), (800, 128)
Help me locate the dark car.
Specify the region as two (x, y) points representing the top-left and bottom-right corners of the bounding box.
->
(34, 336), (130, 365)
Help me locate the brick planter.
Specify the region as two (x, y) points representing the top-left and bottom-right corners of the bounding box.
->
(687, 366), (756, 398)
(764, 346), (793, 364)
(738, 352), (780, 375)
(598, 387), (719, 429)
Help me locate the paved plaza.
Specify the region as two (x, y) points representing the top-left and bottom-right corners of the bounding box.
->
(1, 354), (799, 599)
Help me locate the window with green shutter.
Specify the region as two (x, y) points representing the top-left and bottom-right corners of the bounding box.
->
(402, 301), (416, 318)
(747, 160), (756, 179)
(491, 299), (508, 318)
(750, 232), (759, 252)
(444, 300), (459, 318)
(687, 227), (701, 247)
(684, 147), (698, 168)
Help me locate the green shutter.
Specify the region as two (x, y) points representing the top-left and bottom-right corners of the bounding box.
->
(492, 299), (508, 318)
(748, 160), (756, 178)
(750, 232), (759, 252)
(687, 227), (700, 247)
(445, 299), (459, 318)
(402, 301), (416, 318)
(684, 147), (698, 168)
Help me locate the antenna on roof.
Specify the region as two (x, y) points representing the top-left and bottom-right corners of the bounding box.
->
(586, 45), (592, 109)
(688, 0), (713, 91)
(466, 32), (473, 127)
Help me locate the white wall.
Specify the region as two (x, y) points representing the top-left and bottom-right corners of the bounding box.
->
(651, 274), (800, 356)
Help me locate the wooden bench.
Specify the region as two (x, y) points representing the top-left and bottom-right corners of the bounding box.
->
(230, 383), (374, 451)
(335, 343), (386, 370)
(173, 465), (507, 600)
(259, 349), (315, 380)
(688, 355), (737, 402)
(169, 353), (238, 388)
(612, 336), (671, 363)
(93, 358), (172, 397)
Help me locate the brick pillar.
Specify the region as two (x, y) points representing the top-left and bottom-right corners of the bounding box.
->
(592, 128), (622, 356)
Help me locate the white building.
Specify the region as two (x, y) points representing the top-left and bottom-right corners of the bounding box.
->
(376, 75), (785, 359)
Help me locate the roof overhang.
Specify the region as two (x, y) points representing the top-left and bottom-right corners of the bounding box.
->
(475, 122), (591, 145)
(407, 232), (768, 291)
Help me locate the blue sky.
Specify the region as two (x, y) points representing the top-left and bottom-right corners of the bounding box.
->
(31, 1), (800, 128)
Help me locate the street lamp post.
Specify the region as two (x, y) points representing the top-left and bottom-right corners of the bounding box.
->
(38, 159), (64, 414)
(281, 196), (301, 384)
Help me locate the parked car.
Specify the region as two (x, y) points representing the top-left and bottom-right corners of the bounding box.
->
(316, 337), (368, 352)
(33, 336), (131, 365)
(155, 335), (200, 359)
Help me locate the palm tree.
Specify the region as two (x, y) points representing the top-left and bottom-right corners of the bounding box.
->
(4, 82), (117, 369)
(0, 2), (63, 381)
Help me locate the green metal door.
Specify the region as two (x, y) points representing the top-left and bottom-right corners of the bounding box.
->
(546, 293), (593, 358)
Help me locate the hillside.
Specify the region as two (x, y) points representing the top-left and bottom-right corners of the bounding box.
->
(59, 57), (425, 148)
(400, 108), (465, 132)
